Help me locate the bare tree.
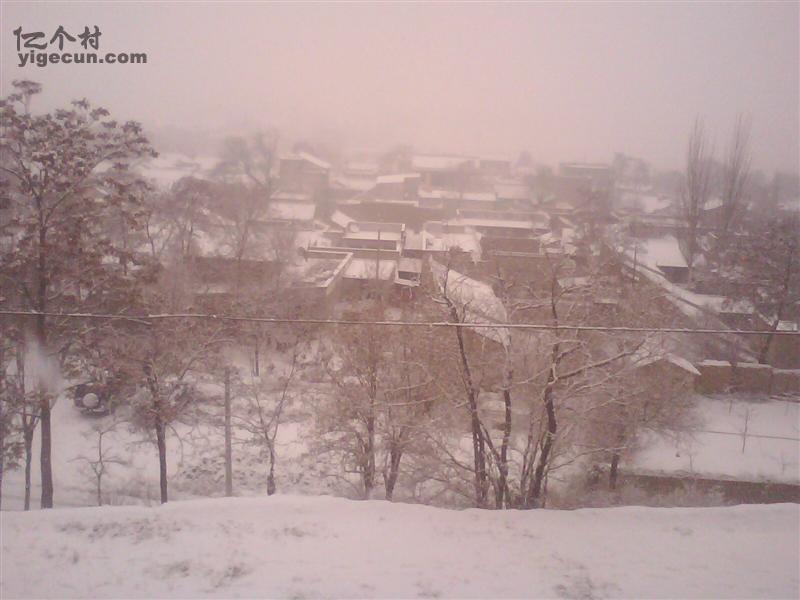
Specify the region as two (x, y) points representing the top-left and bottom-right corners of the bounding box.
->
(313, 310), (437, 501)
(317, 318), (383, 499)
(428, 258), (496, 507)
(70, 419), (127, 506)
(582, 354), (697, 491)
(422, 247), (658, 509)
(126, 319), (225, 504)
(379, 324), (438, 501)
(212, 132), (278, 195)
(681, 117), (714, 283)
(719, 114), (752, 235)
(233, 336), (301, 496)
(732, 214), (799, 364)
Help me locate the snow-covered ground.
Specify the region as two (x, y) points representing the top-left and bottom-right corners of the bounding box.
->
(0, 369), (330, 511)
(631, 396), (800, 484)
(3, 495), (798, 599)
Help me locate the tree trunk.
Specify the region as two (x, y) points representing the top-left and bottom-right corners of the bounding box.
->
(609, 453), (620, 490)
(363, 413), (376, 499)
(23, 427), (34, 510)
(496, 381), (513, 509)
(37, 226), (54, 509)
(266, 440), (276, 496)
(253, 341), (260, 377)
(39, 395), (53, 509)
(529, 382), (557, 507)
(384, 443), (403, 501)
(224, 369), (233, 497)
(155, 420), (168, 504)
(451, 310), (488, 508)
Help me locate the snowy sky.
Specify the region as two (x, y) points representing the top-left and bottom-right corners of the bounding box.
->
(1, 1), (798, 172)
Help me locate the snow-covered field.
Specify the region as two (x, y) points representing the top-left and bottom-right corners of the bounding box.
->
(631, 396), (800, 484)
(2, 495), (798, 599)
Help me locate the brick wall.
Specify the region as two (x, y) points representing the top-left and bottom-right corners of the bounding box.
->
(696, 360), (800, 395)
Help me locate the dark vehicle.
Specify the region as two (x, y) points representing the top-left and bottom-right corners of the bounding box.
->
(73, 380), (115, 415)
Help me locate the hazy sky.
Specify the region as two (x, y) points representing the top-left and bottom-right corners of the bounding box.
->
(2, 1), (798, 172)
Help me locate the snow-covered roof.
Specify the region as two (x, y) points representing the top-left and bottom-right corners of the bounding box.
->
(417, 188), (442, 199)
(429, 259), (509, 346)
(693, 294), (755, 315)
(699, 359), (731, 368)
(421, 230), (481, 255)
(270, 191), (312, 202)
(344, 221), (404, 239)
(618, 192), (673, 215)
(369, 198), (419, 206)
(343, 258), (397, 281)
(636, 353), (701, 376)
(343, 229), (402, 242)
(641, 235), (688, 270)
(461, 191), (497, 203)
(266, 201), (316, 222)
(331, 176), (375, 192)
(411, 155), (475, 171)
(329, 210), (354, 229)
(376, 173), (421, 184)
(560, 162), (611, 171)
(289, 254), (351, 289)
(344, 161), (378, 175)
(297, 151), (331, 170)
(456, 216), (535, 230)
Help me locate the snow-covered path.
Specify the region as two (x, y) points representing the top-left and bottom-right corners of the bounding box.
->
(2, 495), (798, 599)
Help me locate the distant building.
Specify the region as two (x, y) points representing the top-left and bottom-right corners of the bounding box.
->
(372, 173), (421, 202)
(411, 154), (476, 189)
(554, 162), (614, 210)
(275, 152), (331, 197)
(335, 221), (404, 252)
(478, 156), (512, 178)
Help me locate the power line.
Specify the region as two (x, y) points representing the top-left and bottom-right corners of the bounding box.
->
(1, 309), (799, 336)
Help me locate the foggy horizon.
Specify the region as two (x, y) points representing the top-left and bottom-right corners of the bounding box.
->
(1, 1), (799, 171)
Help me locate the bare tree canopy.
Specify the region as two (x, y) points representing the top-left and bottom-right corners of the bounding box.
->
(681, 116), (714, 282)
(720, 113), (753, 234)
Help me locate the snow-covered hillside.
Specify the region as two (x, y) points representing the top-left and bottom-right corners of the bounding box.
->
(3, 495), (798, 599)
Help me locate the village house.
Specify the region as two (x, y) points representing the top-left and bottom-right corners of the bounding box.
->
(371, 173), (421, 202)
(274, 151), (331, 198)
(411, 154), (477, 189)
(552, 162), (614, 211)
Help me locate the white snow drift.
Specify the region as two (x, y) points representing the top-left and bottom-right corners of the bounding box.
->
(2, 495), (798, 599)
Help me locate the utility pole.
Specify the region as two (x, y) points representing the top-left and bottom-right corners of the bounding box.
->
(632, 219), (638, 287)
(224, 367), (233, 497)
